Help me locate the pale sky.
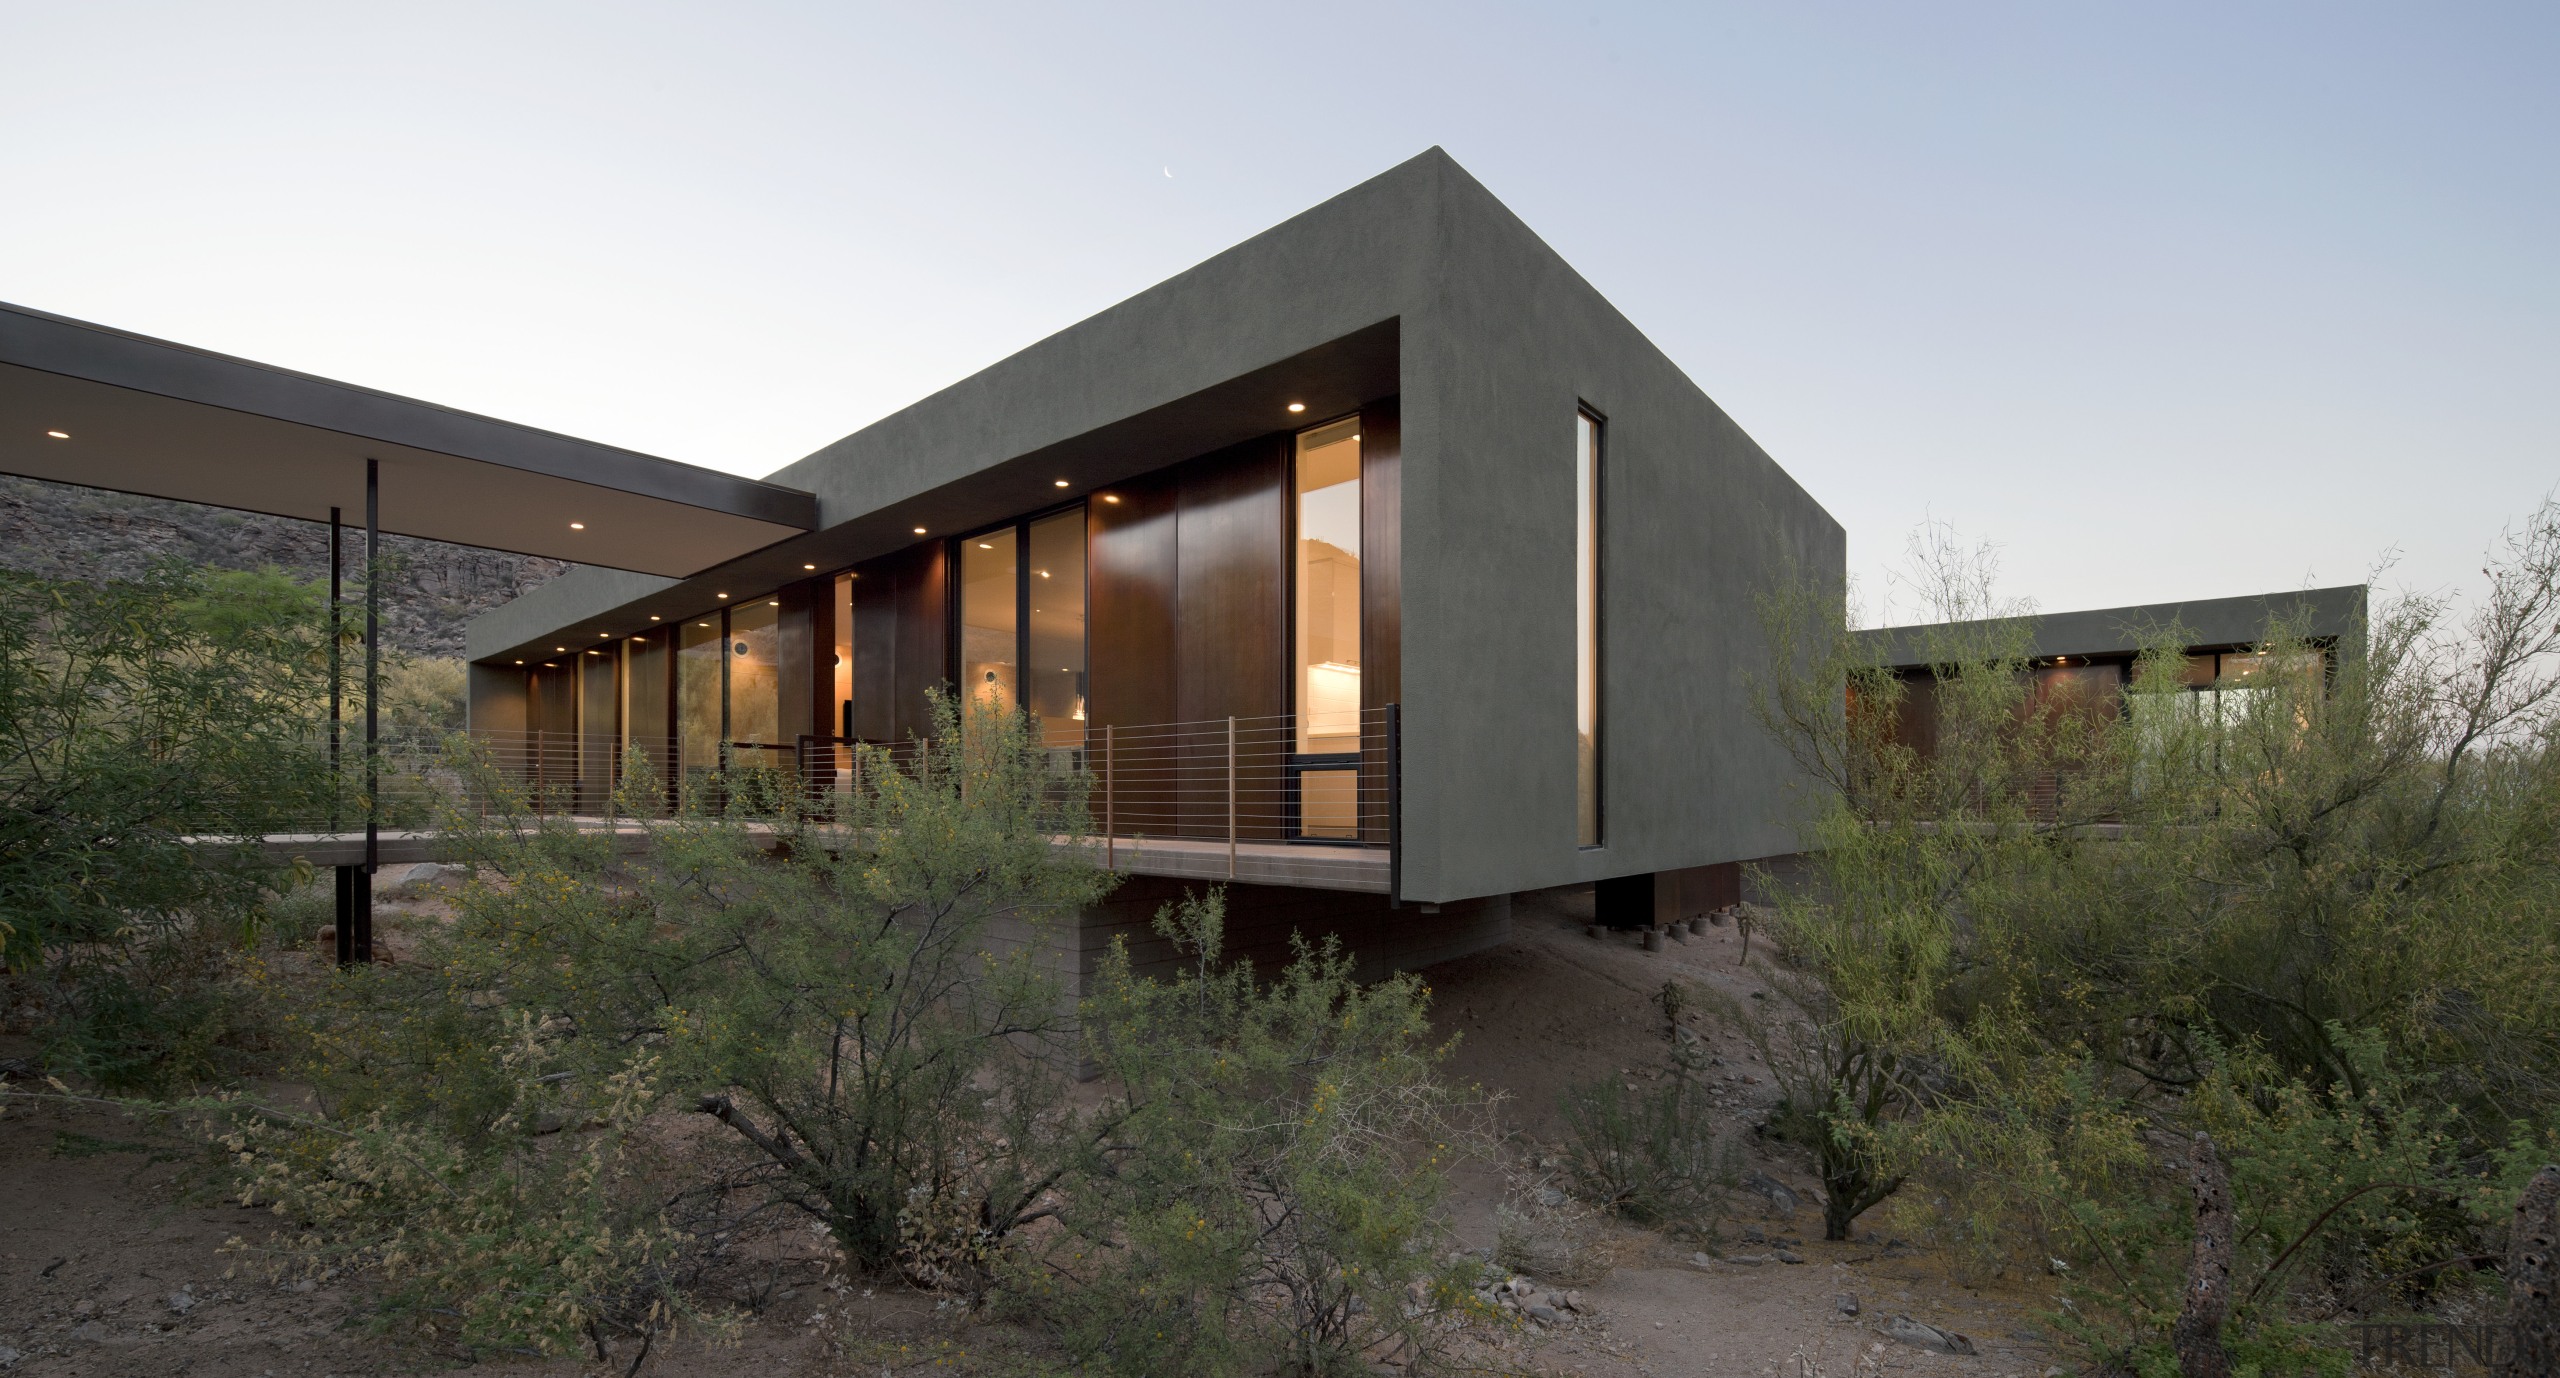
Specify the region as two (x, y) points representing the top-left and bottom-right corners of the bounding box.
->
(4, 2), (2552, 622)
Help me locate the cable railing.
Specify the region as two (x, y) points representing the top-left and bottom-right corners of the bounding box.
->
(793, 705), (1403, 893)
(184, 706), (1405, 897)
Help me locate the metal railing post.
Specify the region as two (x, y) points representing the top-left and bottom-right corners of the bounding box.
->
(1386, 702), (1402, 908)
(1104, 723), (1115, 870)
(1226, 715), (1238, 880)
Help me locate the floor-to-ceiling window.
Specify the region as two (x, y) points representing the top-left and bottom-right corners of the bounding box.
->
(626, 631), (669, 767)
(729, 597), (781, 751)
(960, 527), (1020, 711)
(1026, 508), (1087, 751)
(1575, 408), (1604, 848)
(1293, 416), (1362, 839)
(677, 614), (723, 773)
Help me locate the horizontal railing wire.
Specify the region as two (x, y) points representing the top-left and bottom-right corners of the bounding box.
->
(183, 708), (1400, 891)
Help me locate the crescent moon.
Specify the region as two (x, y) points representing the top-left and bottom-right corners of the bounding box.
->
(1163, 167), (1174, 178)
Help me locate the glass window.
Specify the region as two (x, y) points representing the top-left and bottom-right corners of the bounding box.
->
(678, 614), (723, 771)
(833, 573), (854, 740)
(1576, 409), (1603, 848)
(626, 632), (669, 767)
(960, 528), (1020, 711)
(1294, 416), (1363, 756)
(729, 598), (781, 746)
(1027, 509), (1087, 751)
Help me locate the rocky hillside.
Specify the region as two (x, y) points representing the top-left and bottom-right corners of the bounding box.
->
(0, 474), (566, 658)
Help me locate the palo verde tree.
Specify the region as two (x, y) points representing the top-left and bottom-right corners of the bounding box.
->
(1743, 506), (2560, 1368)
(0, 562), (334, 1089)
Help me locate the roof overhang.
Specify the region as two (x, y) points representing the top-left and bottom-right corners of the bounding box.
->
(465, 317), (1400, 662)
(1862, 585), (2371, 669)
(0, 301), (816, 577)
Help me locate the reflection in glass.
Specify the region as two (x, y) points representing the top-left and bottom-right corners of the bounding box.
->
(729, 598), (780, 746)
(1575, 410), (1603, 848)
(961, 528), (1019, 710)
(1026, 510), (1087, 751)
(1294, 417), (1362, 757)
(678, 615), (723, 771)
(627, 633), (668, 767)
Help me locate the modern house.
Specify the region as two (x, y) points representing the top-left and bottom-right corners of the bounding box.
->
(1860, 585), (2369, 758)
(459, 148), (1847, 969)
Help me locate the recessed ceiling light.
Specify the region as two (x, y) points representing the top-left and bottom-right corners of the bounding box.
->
(804, 563), (817, 570)
(649, 615), (661, 621)
(914, 526), (928, 535)
(717, 592), (729, 599)
(768, 599), (779, 606)
(698, 622), (711, 628)
(598, 632), (610, 637)
(555, 646), (567, 652)
(1038, 569), (1050, 578)
(1101, 494), (1121, 504)
(1054, 479), (1070, 488)
(1286, 402), (1306, 413)
(513, 659), (524, 665)
(44, 430), (69, 439)
(569, 521), (585, 530)
(978, 542), (993, 550)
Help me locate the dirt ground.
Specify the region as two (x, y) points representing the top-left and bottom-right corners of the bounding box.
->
(0, 885), (2071, 1378)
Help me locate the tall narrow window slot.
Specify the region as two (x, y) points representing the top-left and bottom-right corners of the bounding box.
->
(1575, 408), (1603, 848)
(1293, 416), (1362, 840)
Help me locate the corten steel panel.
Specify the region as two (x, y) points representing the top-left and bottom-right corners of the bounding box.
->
(892, 542), (950, 744)
(777, 577), (820, 744)
(848, 542), (949, 745)
(1358, 397), (1402, 843)
(1176, 437), (1287, 840)
(850, 554), (899, 744)
(1088, 475), (1177, 729)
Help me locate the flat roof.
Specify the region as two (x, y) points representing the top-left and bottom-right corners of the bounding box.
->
(0, 301), (816, 578)
(1862, 584), (2369, 668)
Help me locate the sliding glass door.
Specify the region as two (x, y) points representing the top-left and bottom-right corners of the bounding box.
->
(956, 506), (1087, 757)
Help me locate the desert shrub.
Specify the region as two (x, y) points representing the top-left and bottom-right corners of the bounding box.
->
(262, 691), (1111, 1307)
(0, 563), (333, 1091)
(1039, 887), (1491, 1378)
(1494, 1191), (1620, 1285)
(214, 1016), (716, 1365)
(1745, 504), (2560, 1362)
(1558, 1075), (1735, 1228)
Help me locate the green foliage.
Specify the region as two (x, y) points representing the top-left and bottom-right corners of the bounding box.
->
(214, 1020), (710, 1362)
(1745, 504), (2560, 1358)
(266, 692), (1109, 1303)
(0, 563), (333, 1090)
(1558, 1075), (1734, 1228)
(1043, 888), (1489, 1378)
(378, 656), (467, 731)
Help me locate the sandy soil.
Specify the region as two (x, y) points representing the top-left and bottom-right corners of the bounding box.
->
(0, 885), (2071, 1377)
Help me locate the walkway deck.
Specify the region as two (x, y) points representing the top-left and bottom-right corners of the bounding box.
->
(224, 825), (1392, 894)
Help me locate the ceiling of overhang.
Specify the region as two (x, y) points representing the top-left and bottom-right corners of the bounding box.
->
(0, 302), (816, 578)
(472, 318), (1402, 660)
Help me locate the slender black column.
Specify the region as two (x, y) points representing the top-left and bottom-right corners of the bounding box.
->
(331, 504), (355, 965)
(328, 507), (342, 826)
(357, 459), (379, 964)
